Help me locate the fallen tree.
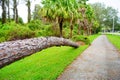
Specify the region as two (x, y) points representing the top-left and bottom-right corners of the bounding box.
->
(0, 37), (79, 68)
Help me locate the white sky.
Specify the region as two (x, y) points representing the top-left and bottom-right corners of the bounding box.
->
(0, 0), (120, 23)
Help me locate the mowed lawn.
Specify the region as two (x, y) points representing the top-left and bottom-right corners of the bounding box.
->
(0, 35), (99, 80)
(107, 34), (120, 50)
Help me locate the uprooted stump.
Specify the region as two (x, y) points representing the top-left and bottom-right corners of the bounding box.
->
(0, 37), (79, 68)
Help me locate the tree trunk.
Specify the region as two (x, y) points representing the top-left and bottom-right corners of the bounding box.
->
(2, 0), (6, 24)
(77, 20), (80, 35)
(16, 7), (18, 23)
(70, 25), (73, 38)
(13, 0), (16, 21)
(0, 37), (79, 68)
(7, 0), (10, 22)
(27, 0), (31, 23)
(59, 18), (63, 37)
(13, 0), (18, 23)
(70, 14), (73, 38)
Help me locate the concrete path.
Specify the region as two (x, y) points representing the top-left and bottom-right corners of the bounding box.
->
(57, 35), (120, 80)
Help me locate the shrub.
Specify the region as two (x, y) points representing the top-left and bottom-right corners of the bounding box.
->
(35, 24), (53, 37)
(28, 20), (42, 30)
(0, 22), (35, 43)
(18, 17), (24, 24)
(72, 35), (90, 44)
(7, 26), (35, 40)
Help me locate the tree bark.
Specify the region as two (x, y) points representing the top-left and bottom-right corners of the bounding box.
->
(0, 37), (79, 68)
(16, 7), (18, 23)
(7, 0), (10, 22)
(2, 0), (6, 24)
(13, 0), (18, 23)
(27, 0), (31, 23)
(13, 0), (16, 21)
(70, 25), (73, 38)
(59, 18), (63, 37)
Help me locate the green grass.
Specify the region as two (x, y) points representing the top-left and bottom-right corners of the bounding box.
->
(107, 34), (120, 50)
(0, 46), (88, 80)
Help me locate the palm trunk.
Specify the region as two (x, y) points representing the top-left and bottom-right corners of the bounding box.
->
(53, 17), (58, 36)
(0, 37), (79, 68)
(70, 25), (73, 38)
(70, 14), (73, 38)
(77, 20), (80, 35)
(59, 18), (63, 37)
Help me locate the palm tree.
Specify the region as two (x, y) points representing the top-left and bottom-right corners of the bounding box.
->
(41, 0), (80, 37)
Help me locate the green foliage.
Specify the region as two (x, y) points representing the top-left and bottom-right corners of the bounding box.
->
(35, 24), (53, 37)
(0, 22), (35, 43)
(72, 34), (99, 45)
(28, 20), (42, 30)
(18, 17), (24, 24)
(0, 46), (88, 80)
(28, 20), (53, 37)
(107, 35), (120, 50)
(72, 35), (90, 44)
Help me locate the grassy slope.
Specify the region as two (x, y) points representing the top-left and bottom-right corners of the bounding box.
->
(0, 35), (99, 80)
(107, 35), (120, 50)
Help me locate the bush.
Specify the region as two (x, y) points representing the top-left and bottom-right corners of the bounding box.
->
(0, 22), (35, 43)
(0, 37), (6, 43)
(72, 35), (90, 44)
(28, 20), (42, 30)
(7, 26), (35, 40)
(35, 24), (53, 37)
(19, 17), (24, 24)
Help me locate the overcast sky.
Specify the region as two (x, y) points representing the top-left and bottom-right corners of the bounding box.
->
(0, 0), (120, 23)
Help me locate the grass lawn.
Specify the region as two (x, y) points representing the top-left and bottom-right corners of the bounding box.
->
(107, 34), (120, 50)
(0, 34), (99, 80)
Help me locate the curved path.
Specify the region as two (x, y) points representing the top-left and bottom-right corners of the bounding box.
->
(57, 35), (120, 80)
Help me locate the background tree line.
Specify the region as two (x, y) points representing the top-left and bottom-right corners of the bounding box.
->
(0, 0), (119, 43)
(90, 2), (120, 32)
(0, 0), (31, 24)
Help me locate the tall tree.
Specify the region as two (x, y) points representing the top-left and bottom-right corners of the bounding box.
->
(13, 0), (18, 23)
(1, 0), (6, 24)
(26, 0), (31, 23)
(6, 0), (10, 22)
(33, 4), (41, 20)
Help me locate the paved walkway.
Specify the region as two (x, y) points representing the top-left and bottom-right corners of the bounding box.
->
(57, 35), (120, 80)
